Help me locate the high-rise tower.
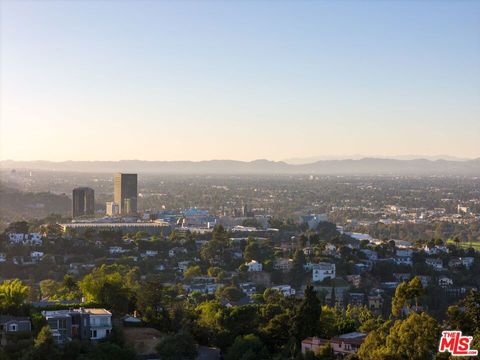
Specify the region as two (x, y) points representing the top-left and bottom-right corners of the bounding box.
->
(113, 173), (138, 214)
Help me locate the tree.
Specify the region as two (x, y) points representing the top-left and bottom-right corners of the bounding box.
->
(156, 331), (198, 360)
(136, 280), (171, 331)
(244, 241), (262, 262)
(391, 277), (424, 317)
(358, 312), (440, 360)
(78, 264), (134, 313)
(184, 265), (202, 280)
(200, 225), (230, 265)
(357, 320), (392, 360)
(290, 250), (306, 288)
(291, 285), (321, 342)
(0, 279), (30, 308)
(24, 325), (60, 360)
(225, 334), (269, 360)
(385, 312), (440, 360)
(220, 286), (244, 302)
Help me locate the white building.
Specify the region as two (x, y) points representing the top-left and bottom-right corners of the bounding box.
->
(8, 233), (42, 246)
(109, 246), (126, 255)
(394, 256), (413, 266)
(423, 245), (449, 255)
(141, 250), (158, 257)
(30, 251), (44, 259)
(312, 263), (336, 282)
(438, 276), (453, 288)
(105, 202), (119, 216)
(271, 285), (296, 296)
(245, 260), (263, 272)
(87, 309), (112, 340)
(461, 257), (475, 269)
(425, 258), (444, 271)
(177, 261), (191, 272)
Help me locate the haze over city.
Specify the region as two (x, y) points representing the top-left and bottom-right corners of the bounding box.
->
(1, 0), (479, 162)
(1, 1), (480, 359)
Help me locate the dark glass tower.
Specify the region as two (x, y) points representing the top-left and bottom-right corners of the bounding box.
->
(72, 187), (95, 218)
(113, 173), (138, 214)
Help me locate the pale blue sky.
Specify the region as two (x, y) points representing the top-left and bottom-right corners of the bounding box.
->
(1, 0), (479, 161)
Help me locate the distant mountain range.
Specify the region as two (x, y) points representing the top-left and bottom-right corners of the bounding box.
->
(283, 154), (472, 164)
(1, 158), (480, 175)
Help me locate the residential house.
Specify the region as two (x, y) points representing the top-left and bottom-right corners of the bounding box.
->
(245, 260), (263, 272)
(271, 285), (296, 296)
(168, 247), (187, 258)
(109, 246), (127, 255)
(7, 232), (42, 246)
(368, 295), (383, 314)
(302, 332), (367, 356)
(312, 263), (336, 282)
(438, 276), (453, 288)
(425, 258), (444, 271)
(346, 275), (361, 288)
(449, 257), (475, 269)
(177, 261), (191, 272)
(30, 251), (44, 261)
(0, 316), (31, 346)
(393, 273), (411, 282)
(360, 249), (378, 261)
(324, 243), (337, 257)
(423, 245), (449, 255)
(140, 250), (158, 257)
(348, 293), (365, 307)
(273, 258), (293, 272)
(42, 308), (112, 344)
(239, 283), (257, 297)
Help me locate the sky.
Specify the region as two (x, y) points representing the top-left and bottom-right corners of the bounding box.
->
(1, 0), (479, 162)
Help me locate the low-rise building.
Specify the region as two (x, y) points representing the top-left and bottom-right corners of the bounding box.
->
(348, 293), (365, 307)
(438, 276), (453, 288)
(368, 295), (383, 314)
(0, 315), (31, 345)
(7, 232), (42, 246)
(425, 258), (444, 271)
(109, 246), (127, 255)
(169, 247), (188, 258)
(42, 308), (112, 344)
(273, 258), (293, 272)
(245, 260), (263, 272)
(301, 332), (367, 356)
(271, 285), (296, 296)
(312, 263), (336, 282)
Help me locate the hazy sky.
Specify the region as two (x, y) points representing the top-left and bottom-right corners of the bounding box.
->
(1, 0), (479, 161)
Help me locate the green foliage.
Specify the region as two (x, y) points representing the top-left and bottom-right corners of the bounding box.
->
(156, 331), (198, 360)
(184, 265), (202, 279)
(291, 285), (321, 341)
(86, 342), (136, 360)
(391, 277), (424, 317)
(78, 264), (136, 313)
(225, 334), (269, 360)
(0, 279), (30, 309)
(358, 312), (440, 360)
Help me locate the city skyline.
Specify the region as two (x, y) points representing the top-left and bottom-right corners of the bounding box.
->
(1, 0), (479, 161)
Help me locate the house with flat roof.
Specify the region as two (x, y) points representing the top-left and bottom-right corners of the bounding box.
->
(302, 332), (367, 356)
(42, 308), (112, 344)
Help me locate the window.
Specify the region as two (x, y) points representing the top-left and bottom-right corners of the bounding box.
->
(9, 324), (17, 332)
